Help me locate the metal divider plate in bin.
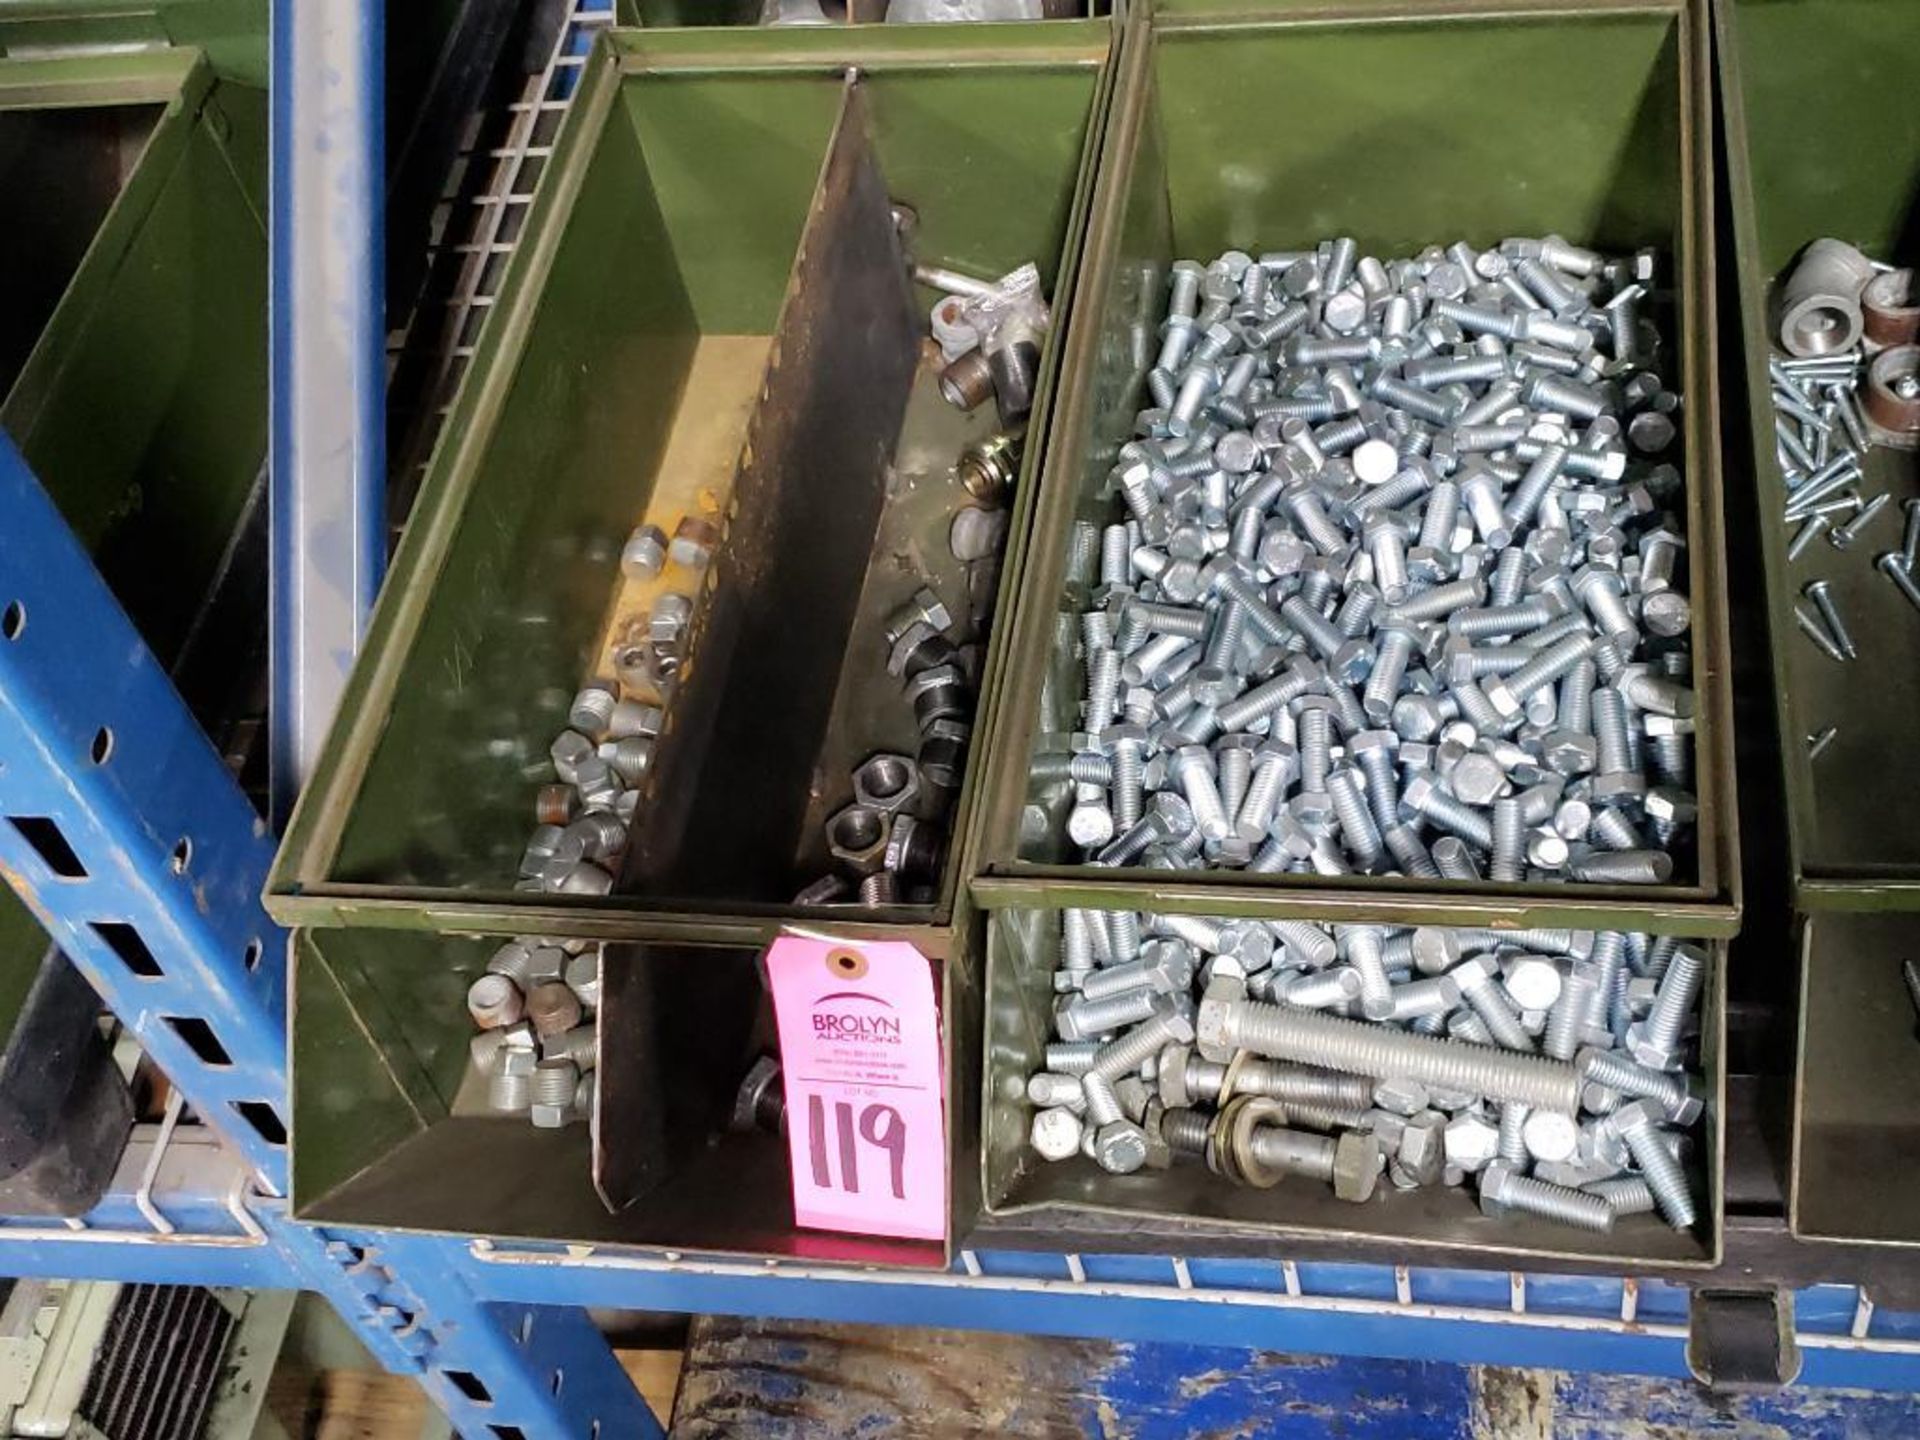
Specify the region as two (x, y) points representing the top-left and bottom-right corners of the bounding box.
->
(1717, 0), (1920, 910)
(970, 0), (1739, 937)
(292, 912), (970, 1265)
(267, 21), (1117, 946)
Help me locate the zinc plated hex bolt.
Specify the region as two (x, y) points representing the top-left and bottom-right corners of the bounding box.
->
(1477, 1159), (1614, 1232)
(1612, 1099), (1696, 1229)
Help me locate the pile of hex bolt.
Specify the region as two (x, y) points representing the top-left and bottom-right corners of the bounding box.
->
(1026, 912), (1705, 1234)
(467, 937), (601, 1128)
(797, 585), (972, 907)
(1048, 237), (1698, 886)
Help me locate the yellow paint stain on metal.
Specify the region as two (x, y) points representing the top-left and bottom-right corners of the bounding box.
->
(589, 333), (771, 695)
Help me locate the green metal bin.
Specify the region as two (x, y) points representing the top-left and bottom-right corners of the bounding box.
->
(971, 0), (1739, 937)
(291, 913), (976, 1265)
(267, 22), (1117, 946)
(977, 904), (1727, 1270)
(0, 37), (269, 1039)
(1718, 0), (1920, 910)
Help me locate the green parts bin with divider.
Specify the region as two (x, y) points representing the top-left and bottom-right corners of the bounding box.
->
(972, 0), (1739, 938)
(0, 27), (269, 1075)
(266, 20), (1118, 946)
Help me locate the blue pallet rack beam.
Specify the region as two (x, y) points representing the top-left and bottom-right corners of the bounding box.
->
(0, 429), (290, 1193)
(0, 428), (663, 1437)
(269, 0), (388, 826)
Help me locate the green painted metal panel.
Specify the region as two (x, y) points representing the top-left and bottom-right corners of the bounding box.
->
(1718, 0), (1920, 906)
(0, 54), (266, 1041)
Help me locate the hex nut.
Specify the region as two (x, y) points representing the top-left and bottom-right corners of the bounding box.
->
(1372, 1077), (1430, 1116)
(854, 753), (923, 815)
(827, 803), (890, 876)
(1332, 1130), (1383, 1202)
(731, 1055), (784, 1133)
(1397, 1111), (1446, 1186)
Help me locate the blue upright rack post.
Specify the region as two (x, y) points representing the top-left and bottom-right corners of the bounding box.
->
(0, 425), (662, 1438)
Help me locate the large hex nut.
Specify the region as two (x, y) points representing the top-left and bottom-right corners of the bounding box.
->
(827, 803), (890, 876)
(854, 754), (922, 815)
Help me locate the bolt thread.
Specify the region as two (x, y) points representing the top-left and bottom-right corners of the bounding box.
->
(1650, 733), (1692, 787)
(1621, 1126), (1697, 1228)
(1347, 928), (1393, 1016)
(1356, 748), (1401, 835)
(1285, 492), (1347, 555)
(1236, 754), (1288, 841)
(1328, 769), (1383, 865)
(1108, 909), (1143, 963)
(1498, 633), (1596, 708)
(1567, 851), (1671, 883)
(1063, 986), (1161, 1040)
(533, 1059), (579, 1109)
(1559, 659), (1597, 733)
(1545, 969), (1597, 1061)
(1217, 744), (1255, 819)
(1203, 602), (1249, 671)
(1131, 601), (1209, 639)
(487, 1071), (532, 1115)
(1282, 1100), (1371, 1133)
(1028, 1073), (1082, 1107)
(1335, 586), (1381, 638)
(1385, 824), (1443, 878)
(1045, 1042), (1099, 1074)
(1592, 687), (1632, 774)
(1271, 921), (1337, 968)
(1411, 784), (1495, 850)
(1085, 648), (1122, 733)
(1387, 577), (1487, 625)
(1644, 946), (1704, 1053)
(1291, 709), (1331, 793)
(1493, 1170), (1615, 1232)
(1250, 1064), (1375, 1109)
(1585, 1175), (1656, 1215)
(1286, 968), (1360, 1009)
(1215, 1001), (1580, 1110)
(1080, 963), (1159, 1004)
(1162, 1107), (1213, 1154)
(1463, 974), (1532, 1051)
(1453, 601), (1554, 640)
(1417, 479), (1461, 550)
(1589, 807), (1644, 852)
(1062, 910), (1095, 971)
(1090, 1009), (1183, 1079)
(1489, 547), (1531, 609)
(1498, 1103), (1531, 1165)
(1490, 798), (1526, 882)
(1363, 629), (1416, 719)
(1176, 756), (1231, 841)
(1432, 836), (1479, 879)
(1578, 1048), (1686, 1109)
(1080, 1070), (1124, 1126)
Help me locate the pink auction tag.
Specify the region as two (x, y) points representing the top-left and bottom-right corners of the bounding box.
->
(765, 933), (946, 1243)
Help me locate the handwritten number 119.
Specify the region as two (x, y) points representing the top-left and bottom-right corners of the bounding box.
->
(807, 1096), (907, 1200)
